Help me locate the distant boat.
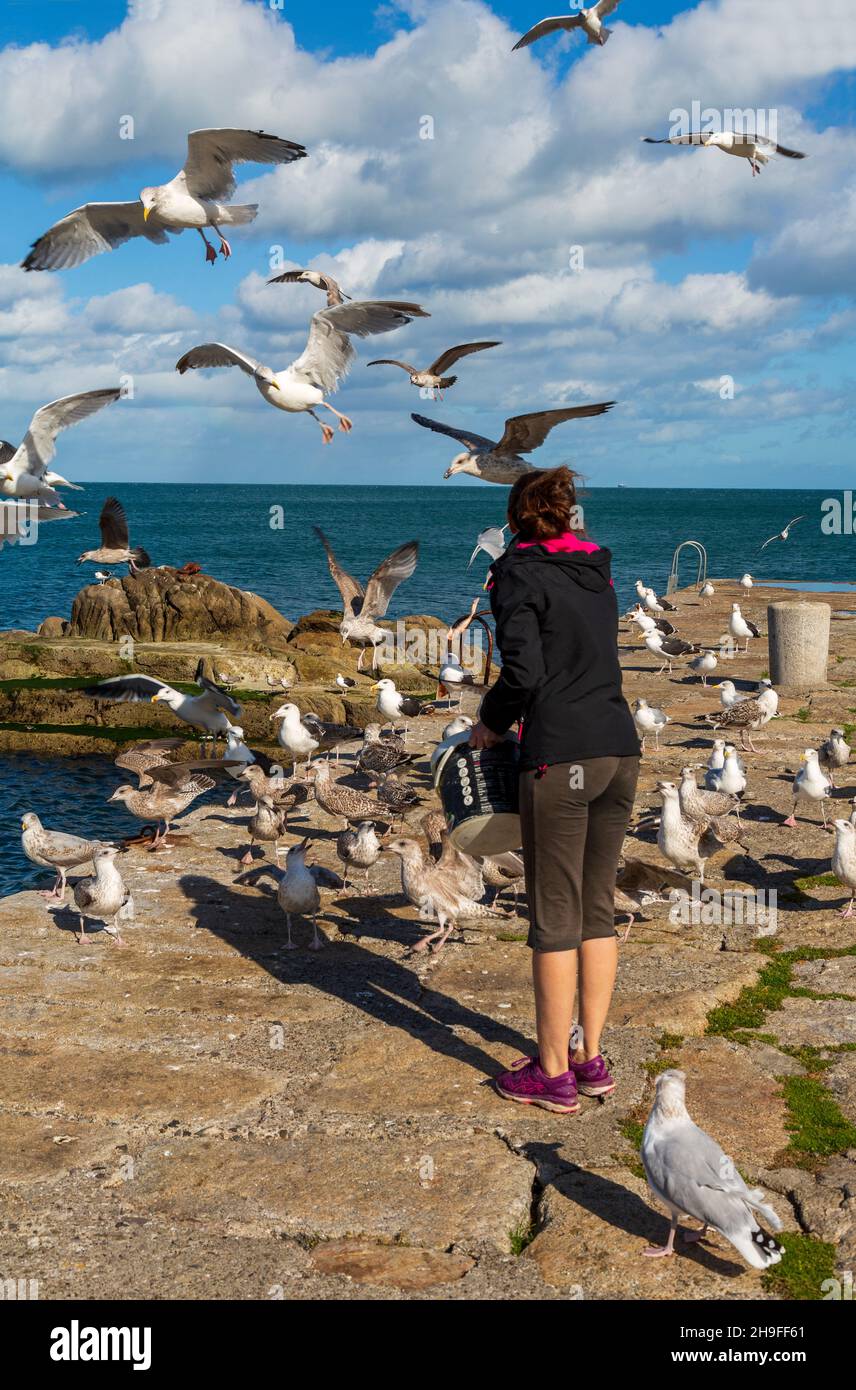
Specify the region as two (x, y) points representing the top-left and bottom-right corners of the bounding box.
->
(617, 483), (627, 489)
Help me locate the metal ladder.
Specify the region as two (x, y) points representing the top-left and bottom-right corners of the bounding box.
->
(666, 540), (708, 595)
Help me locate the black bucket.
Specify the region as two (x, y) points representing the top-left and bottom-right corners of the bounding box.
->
(434, 738), (521, 856)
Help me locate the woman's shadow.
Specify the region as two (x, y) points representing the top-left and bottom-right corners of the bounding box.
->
(177, 869), (532, 1079)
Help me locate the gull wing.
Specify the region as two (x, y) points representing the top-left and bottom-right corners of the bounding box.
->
(177, 128), (307, 202)
(194, 659), (242, 717)
(428, 340), (501, 376)
(366, 359), (418, 374)
(268, 269), (347, 305)
(497, 403), (615, 455)
(512, 15), (583, 50)
(98, 496), (130, 550)
(81, 674), (176, 703)
(410, 413), (497, 452)
(13, 389), (121, 476)
(313, 526), (365, 619)
(175, 342), (262, 376)
(362, 540), (419, 620)
(291, 301), (428, 395)
(22, 202), (174, 272)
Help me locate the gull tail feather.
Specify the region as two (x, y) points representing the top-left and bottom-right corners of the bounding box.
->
(220, 204), (258, 226)
(131, 547), (151, 568)
(729, 1220), (784, 1270)
(438, 375), (457, 390)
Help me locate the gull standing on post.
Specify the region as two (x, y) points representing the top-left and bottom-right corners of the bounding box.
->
(177, 299), (429, 445)
(411, 403), (614, 485)
(1, 389), (120, 502)
(22, 129), (308, 270)
(314, 528), (419, 670)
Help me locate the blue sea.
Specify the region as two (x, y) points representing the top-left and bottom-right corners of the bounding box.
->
(2, 483), (855, 894)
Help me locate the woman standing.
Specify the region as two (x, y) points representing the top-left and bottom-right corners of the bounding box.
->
(469, 466), (640, 1114)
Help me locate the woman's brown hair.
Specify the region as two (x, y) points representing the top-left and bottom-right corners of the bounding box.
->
(506, 465), (582, 541)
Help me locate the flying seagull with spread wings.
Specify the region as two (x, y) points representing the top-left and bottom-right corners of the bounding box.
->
(411, 402), (615, 484)
(367, 341), (501, 400)
(22, 128), (308, 271)
(513, 1), (622, 51)
(760, 516), (805, 549)
(77, 496), (151, 572)
(268, 267), (350, 307)
(176, 299), (429, 444)
(1, 389), (120, 503)
(314, 526), (419, 670)
(642, 129), (806, 177)
(82, 660), (241, 751)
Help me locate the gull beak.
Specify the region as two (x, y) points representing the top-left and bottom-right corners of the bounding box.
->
(150, 694), (159, 703)
(443, 467), (453, 479)
(142, 206), (150, 222)
(370, 682), (380, 690)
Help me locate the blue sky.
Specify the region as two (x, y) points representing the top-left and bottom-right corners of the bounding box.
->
(0, 0), (853, 488)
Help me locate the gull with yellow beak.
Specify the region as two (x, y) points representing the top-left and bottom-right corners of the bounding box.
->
(81, 660), (241, 755)
(176, 299), (429, 445)
(783, 749), (832, 830)
(22, 129), (307, 271)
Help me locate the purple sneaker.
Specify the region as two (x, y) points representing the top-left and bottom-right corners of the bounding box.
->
(494, 1059), (580, 1114)
(570, 1053), (615, 1097)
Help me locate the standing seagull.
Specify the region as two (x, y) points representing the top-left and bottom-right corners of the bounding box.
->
(642, 129), (806, 178)
(77, 496), (151, 572)
(1, 389), (120, 502)
(740, 574), (754, 595)
(784, 750), (832, 829)
(632, 697), (670, 751)
(700, 581), (715, 605)
(270, 704), (319, 777)
(831, 820), (856, 918)
(267, 267), (350, 306)
(277, 840), (323, 951)
(367, 341), (500, 400)
(411, 403), (614, 485)
(176, 300), (429, 445)
(729, 603), (760, 652)
(373, 678), (435, 733)
(314, 527), (418, 670)
(688, 651), (717, 685)
(818, 727), (851, 788)
(72, 845), (133, 947)
(21, 813), (104, 901)
(641, 1070), (783, 1267)
(761, 516), (805, 549)
(23, 129), (308, 270)
(644, 630), (700, 674)
(513, 2), (623, 51)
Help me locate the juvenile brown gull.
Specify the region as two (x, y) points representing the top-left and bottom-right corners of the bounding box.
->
(77, 496), (151, 572)
(176, 300), (428, 445)
(385, 836), (502, 953)
(23, 129), (308, 270)
(268, 267), (350, 306)
(21, 812), (105, 901)
(108, 762), (221, 844)
(307, 761), (391, 827)
(818, 727), (851, 788)
(72, 845), (134, 946)
(314, 528), (419, 669)
(412, 403), (615, 484)
(368, 341), (500, 400)
(336, 821), (382, 891)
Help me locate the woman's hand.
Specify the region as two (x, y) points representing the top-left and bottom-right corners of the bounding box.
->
(469, 720), (502, 750)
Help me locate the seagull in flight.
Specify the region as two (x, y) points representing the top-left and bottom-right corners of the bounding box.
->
(176, 300), (429, 444)
(267, 267), (350, 307)
(642, 129), (806, 178)
(760, 516), (805, 549)
(468, 524), (508, 569)
(513, 2), (622, 51)
(22, 129), (307, 270)
(412, 402), (615, 484)
(367, 341), (501, 400)
(1, 389), (120, 503)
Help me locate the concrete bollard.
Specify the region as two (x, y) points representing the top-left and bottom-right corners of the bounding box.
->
(767, 601), (830, 693)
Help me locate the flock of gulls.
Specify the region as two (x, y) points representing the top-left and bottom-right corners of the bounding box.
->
(7, 3), (818, 1273)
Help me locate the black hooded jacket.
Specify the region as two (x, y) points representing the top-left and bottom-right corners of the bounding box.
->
(479, 535), (640, 770)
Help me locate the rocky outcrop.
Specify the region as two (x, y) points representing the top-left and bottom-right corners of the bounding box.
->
(68, 569), (293, 649)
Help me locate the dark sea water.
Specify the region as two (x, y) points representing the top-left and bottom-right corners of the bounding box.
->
(2, 483), (854, 895)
